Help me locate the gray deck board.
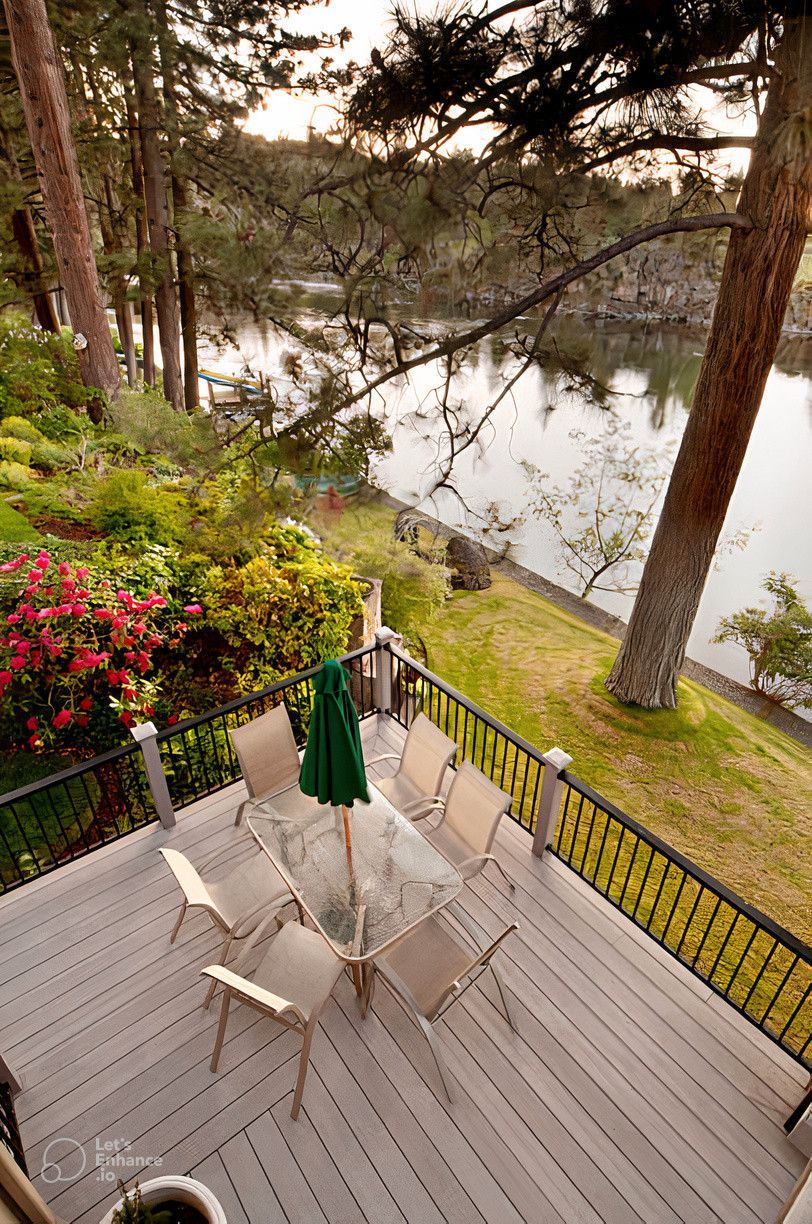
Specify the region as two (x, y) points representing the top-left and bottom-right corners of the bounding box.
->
(0, 714), (805, 1223)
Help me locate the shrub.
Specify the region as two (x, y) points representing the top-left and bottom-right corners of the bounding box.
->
(0, 416), (45, 443)
(0, 312), (101, 421)
(0, 547), (199, 752)
(201, 523), (364, 690)
(90, 470), (188, 544)
(0, 461), (31, 490)
(0, 436), (32, 465)
(348, 536), (449, 648)
(29, 438), (77, 472)
(715, 573), (812, 710)
(105, 386), (220, 469)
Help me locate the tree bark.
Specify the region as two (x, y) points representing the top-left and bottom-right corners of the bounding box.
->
(130, 36), (184, 410)
(10, 206), (61, 333)
(125, 92), (155, 386)
(606, 17), (812, 709)
(3, 0), (120, 397)
(155, 0), (199, 410)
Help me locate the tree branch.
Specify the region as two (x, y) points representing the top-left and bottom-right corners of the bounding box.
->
(579, 133), (755, 174)
(339, 211), (751, 409)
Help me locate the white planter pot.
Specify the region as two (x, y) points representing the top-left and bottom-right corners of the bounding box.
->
(99, 1175), (226, 1224)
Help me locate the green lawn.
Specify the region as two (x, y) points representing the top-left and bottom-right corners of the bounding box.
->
(319, 496), (811, 939)
(0, 498), (40, 542)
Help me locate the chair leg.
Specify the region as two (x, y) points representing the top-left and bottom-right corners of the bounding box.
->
(417, 1014), (455, 1102)
(490, 964), (515, 1030)
(291, 1020), (316, 1120)
(204, 931), (235, 1010)
(490, 856), (516, 894)
(210, 988), (232, 1072)
(234, 800), (247, 827)
(361, 963), (375, 1019)
(170, 900), (187, 944)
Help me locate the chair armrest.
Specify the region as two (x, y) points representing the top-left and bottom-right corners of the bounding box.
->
(200, 965), (305, 1025)
(230, 892), (295, 940)
(402, 797), (445, 821)
(232, 904), (291, 967)
(364, 753), (402, 767)
(195, 835), (258, 877)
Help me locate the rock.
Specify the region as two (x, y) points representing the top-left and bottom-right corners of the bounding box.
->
(446, 535), (491, 590)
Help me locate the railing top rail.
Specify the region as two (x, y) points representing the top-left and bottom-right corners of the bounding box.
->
(0, 740), (140, 807)
(153, 643), (377, 742)
(387, 642), (548, 765)
(561, 770), (812, 963)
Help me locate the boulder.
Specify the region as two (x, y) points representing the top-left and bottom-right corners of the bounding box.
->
(446, 534), (491, 590)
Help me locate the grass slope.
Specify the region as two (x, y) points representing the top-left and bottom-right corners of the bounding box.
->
(0, 499), (41, 542)
(322, 498), (811, 937)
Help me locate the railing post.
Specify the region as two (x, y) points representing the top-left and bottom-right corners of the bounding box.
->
(532, 747), (573, 858)
(130, 721), (176, 829)
(373, 626), (401, 714)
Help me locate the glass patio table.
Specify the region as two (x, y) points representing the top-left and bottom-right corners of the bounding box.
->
(246, 781), (463, 965)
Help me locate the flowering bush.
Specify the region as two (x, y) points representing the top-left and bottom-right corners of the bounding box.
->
(0, 548), (200, 752)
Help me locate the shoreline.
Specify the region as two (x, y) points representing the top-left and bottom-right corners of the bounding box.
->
(378, 493), (812, 750)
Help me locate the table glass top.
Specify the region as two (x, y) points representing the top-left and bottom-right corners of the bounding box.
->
(247, 782), (462, 960)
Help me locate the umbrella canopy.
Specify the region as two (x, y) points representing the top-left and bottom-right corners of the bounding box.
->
(299, 659), (370, 807)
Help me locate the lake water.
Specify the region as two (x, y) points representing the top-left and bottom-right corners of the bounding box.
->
(197, 309), (812, 692)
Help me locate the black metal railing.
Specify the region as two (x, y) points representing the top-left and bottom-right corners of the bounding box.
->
(0, 1080), (27, 1176)
(389, 647), (545, 830)
(388, 645), (811, 1070)
(551, 773), (811, 1067)
(0, 744), (156, 896)
(155, 645), (377, 809)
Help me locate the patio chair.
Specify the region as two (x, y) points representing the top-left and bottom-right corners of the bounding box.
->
(202, 916), (344, 1120)
(367, 904), (518, 1100)
(229, 703), (302, 826)
(368, 712), (457, 820)
(421, 759), (516, 892)
(159, 846), (296, 1007)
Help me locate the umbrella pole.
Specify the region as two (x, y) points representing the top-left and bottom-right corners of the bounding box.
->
(342, 804), (364, 996)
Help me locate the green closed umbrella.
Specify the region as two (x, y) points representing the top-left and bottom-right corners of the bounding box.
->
(299, 659), (369, 881)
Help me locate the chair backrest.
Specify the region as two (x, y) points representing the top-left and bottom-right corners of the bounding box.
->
(443, 760), (512, 854)
(159, 847), (228, 929)
(229, 703), (300, 801)
(399, 712), (457, 797)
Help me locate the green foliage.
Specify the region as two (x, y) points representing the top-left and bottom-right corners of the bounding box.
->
(0, 436), (31, 465)
(105, 386), (220, 469)
(90, 470), (188, 545)
(110, 1182), (172, 1224)
(715, 574), (812, 710)
(29, 437), (77, 472)
(0, 500), (39, 542)
(183, 468), (290, 562)
(0, 416), (45, 443)
(347, 536), (449, 650)
(0, 313), (101, 420)
(201, 523), (364, 690)
(0, 461), (30, 490)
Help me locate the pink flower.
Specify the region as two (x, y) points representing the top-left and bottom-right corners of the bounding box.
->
(76, 714), (89, 727)
(111, 615), (128, 630)
(79, 697), (92, 711)
(28, 733), (42, 750)
(71, 603), (87, 617)
(61, 578), (76, 592)
(35, 555), (50, 571)
(106, 669), (120, 685)
(52, 709), (72, 729)
(6, 614), (20, 625)
(27, 570), (41, 583)
(183, 604), (203, 614)
(76, 567), (89, 580)
(0, 669), (11, 685)
(26, 716), (38, 731)
(9, 656), (25, 671)
(119, 711), (134, 727)
(132, 622), (146, 635)
(58, 561), (71, 576)
(166, 714), (178, 725)
(93, 609), (113, 620)
(15, 641), (30, 654)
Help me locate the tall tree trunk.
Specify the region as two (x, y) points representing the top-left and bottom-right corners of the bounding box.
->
(130, 36), (184, 410)
(125, 92), (155, 386)
(3, 0), (119, 396)
(606, 17), (812, 709)
(155, 0), (199, 410)
(10, 207), (60, 333)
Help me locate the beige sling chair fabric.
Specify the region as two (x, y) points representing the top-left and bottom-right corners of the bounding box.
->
(421, 759), (516, 891)
(367, 905), (519, 1100)
(159, 846), (295, 1006)
(203, 917), (344, 1119)
(369, 713), (457, 820)
(229, 703), (302, 827)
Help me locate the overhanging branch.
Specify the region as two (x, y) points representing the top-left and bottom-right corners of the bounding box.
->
(340, 211), (752, 408)
(580, 133), (755, 174)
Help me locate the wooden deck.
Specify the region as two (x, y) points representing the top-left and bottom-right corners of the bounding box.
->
(0, 714), (806, 1224)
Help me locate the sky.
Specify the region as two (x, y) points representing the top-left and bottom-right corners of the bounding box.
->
(243, 0), (755, 175)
